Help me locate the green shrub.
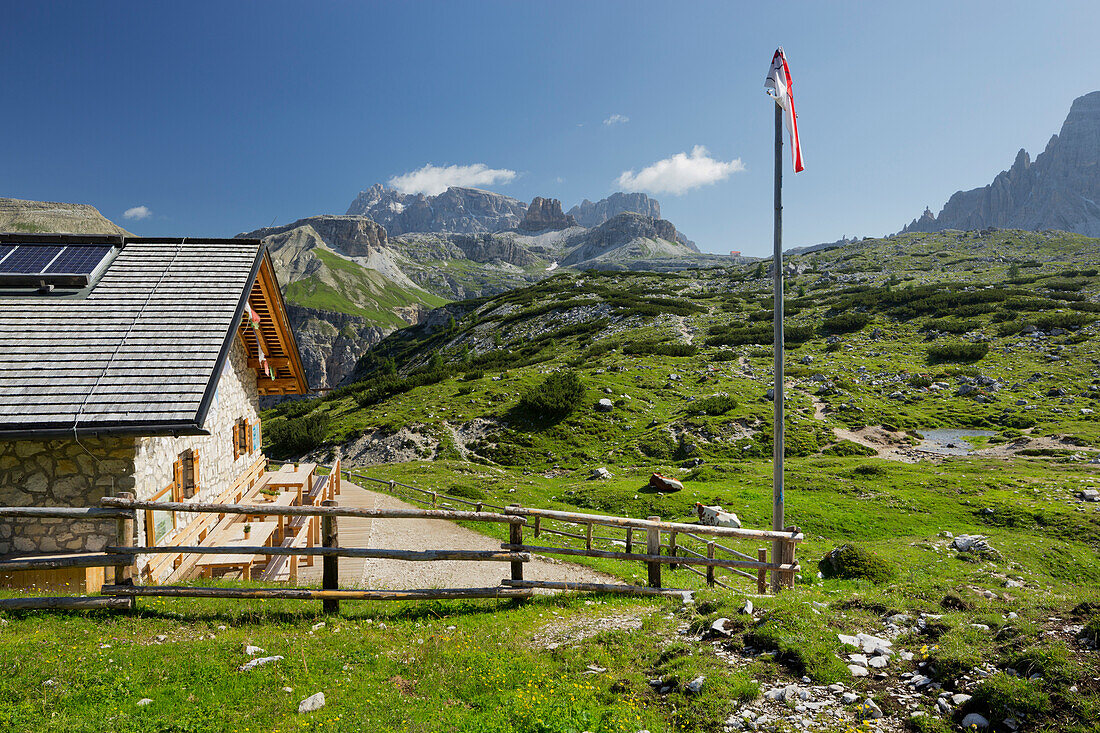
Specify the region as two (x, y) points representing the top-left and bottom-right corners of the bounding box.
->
(905, 714), (952, 733)
(818, 544), (895, 583)
(1010, 641), (1074, 685)
(691, 395), (738, 415)
(1083, 614), (1100, 646)
(264, 412), (331, 458)
(927, 342), (989, 363)
(908, 374), (933, 388)
(970, 673), (1051, 721)
(1033, 312), (1095, 331)
(822, 440), (877, 457)
(821, 312), (871, 334)
(622, 341), (698, 357)
(446, 484), (487, 501)
(515, 370), (586, 421)
(923, 317), (979, 334)
(744, 609), (850, 683)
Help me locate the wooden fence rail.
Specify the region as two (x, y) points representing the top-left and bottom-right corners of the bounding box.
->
(2, 468), (804, 612)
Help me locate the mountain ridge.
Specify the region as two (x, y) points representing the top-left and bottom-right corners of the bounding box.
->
(903, 90), (1100, 236)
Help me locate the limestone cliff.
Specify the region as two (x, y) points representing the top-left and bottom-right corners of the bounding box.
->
(904, 91), (1100, 236)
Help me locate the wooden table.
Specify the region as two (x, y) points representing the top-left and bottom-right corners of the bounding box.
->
(246, 491), (298, 541)
(197, 522), (279, 581)
(263, 463), (317, 505)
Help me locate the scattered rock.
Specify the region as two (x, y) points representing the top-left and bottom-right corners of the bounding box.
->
(962, 712), (990, 730)
(244, 645), (264, 656)
(239, 655), (284, 672)
(136, 698), (153, 707)
(684, 676), (706, 695)
(595, 398), (614, 412)
(589, 467), (613, 480)
(298, 692), (326, 714)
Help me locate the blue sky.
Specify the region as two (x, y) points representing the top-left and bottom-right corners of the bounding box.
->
(3, 1), (1099, 256)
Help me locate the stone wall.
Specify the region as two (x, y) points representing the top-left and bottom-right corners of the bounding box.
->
(133, 335), (263, 546)
(0, 435), (135, 553)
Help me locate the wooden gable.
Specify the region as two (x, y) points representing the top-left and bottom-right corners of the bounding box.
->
(236, 251), (310, 396)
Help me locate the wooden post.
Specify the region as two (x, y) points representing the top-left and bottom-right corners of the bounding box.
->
(782, 528), (797, 588)
(585, 522), (593, 551)
(508, 505), (524, 584)
(668, 530), (678, 571)
(646, 516), (661, 589)
(533, 516), (541, 538)
(431, 491), (437, 508)
(706, 542), (715, 587)
(113, 491), (136, 610)
(625, 527), (632, 554)
(321, 500), (339, 614)
(757, 548), (768, 595)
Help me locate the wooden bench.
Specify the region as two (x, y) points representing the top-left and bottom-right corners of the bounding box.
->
(257, 517), (314, 583)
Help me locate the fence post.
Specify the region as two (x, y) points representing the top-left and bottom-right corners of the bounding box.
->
(646, 516), (661, 589)
(507, 505), (524, 584)
(782, 528), (797, 588)
(757, 548), (767, 595)
(706, 541), (715, 587)
(321, 500), (339, 614)
(113, 491), (136, 609)
(668, 529), (678, 571)
(585, 522), (593, 551)
(625, 527), (632, 554)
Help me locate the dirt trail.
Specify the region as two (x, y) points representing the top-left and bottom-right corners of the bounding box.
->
(296, 481), (615, 590)
(673, 315), (695, 345)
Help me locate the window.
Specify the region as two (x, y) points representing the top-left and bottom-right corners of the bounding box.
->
(234, 418), (251, 459)
(145, 483), (176, 546)
(173, 449), (200, 500)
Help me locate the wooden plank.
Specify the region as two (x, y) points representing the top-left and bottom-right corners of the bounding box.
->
(502, 579), (692, 597)
(503, 507), (802, 542)
(757, 548), (768, 595)
(0, 506), (131, 519)
(101, 497), (527, 524)
(112, 546), (533, 562)
(503, 543), (798, 572)
(0, 553), (132, 572)
(101, 585), (535, 601)
(0, 595), (133, 611)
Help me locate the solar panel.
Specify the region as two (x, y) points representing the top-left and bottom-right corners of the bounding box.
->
(0, 245), (14, 265)
(0, 244), (63, 273)
(44, 245), (113, 274)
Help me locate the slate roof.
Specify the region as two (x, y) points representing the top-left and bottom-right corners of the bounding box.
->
(0, 236), (268, 438)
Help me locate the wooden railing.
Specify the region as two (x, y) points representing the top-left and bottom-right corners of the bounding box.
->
(344, 470), (802, 594)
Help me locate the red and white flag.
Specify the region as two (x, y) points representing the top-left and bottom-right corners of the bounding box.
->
(765, 47), (804, 173)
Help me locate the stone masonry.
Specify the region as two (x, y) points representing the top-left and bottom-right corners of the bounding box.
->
(1, 334), (264, 559)
(0, 435), (135, 553)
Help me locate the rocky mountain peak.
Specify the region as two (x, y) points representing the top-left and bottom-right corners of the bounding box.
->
(346, 185), (526, 236)
(518, 197), (576, 232)
(902, 90), (1100, 237)
(567, 192), (662, 227)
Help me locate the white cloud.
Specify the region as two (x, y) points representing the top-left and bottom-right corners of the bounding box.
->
(388, 163), (517, 196)
(123, 205), (152, 220)
(616, 145), (744, 195)
(603, 113), (629, 126)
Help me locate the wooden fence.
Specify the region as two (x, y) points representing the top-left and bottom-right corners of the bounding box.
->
(0, 474), (802, 613)
(344, 471), (802, 595)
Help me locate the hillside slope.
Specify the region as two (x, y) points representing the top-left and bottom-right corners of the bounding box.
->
(0, 197), (131, 235)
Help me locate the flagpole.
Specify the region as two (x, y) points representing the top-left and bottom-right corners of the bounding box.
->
(771, 99), (785, 594)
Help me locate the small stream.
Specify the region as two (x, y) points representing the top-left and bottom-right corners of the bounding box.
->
(918, 428), (997, 455)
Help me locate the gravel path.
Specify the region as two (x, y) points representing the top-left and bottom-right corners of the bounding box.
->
(296, 481), (615, 590)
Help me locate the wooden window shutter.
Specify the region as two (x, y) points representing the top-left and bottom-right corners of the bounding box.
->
(246, 419), (254, 454)
(172, 459), (183, 501)
(192, 450), (201, 494)
(233, 422), (240, 460)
